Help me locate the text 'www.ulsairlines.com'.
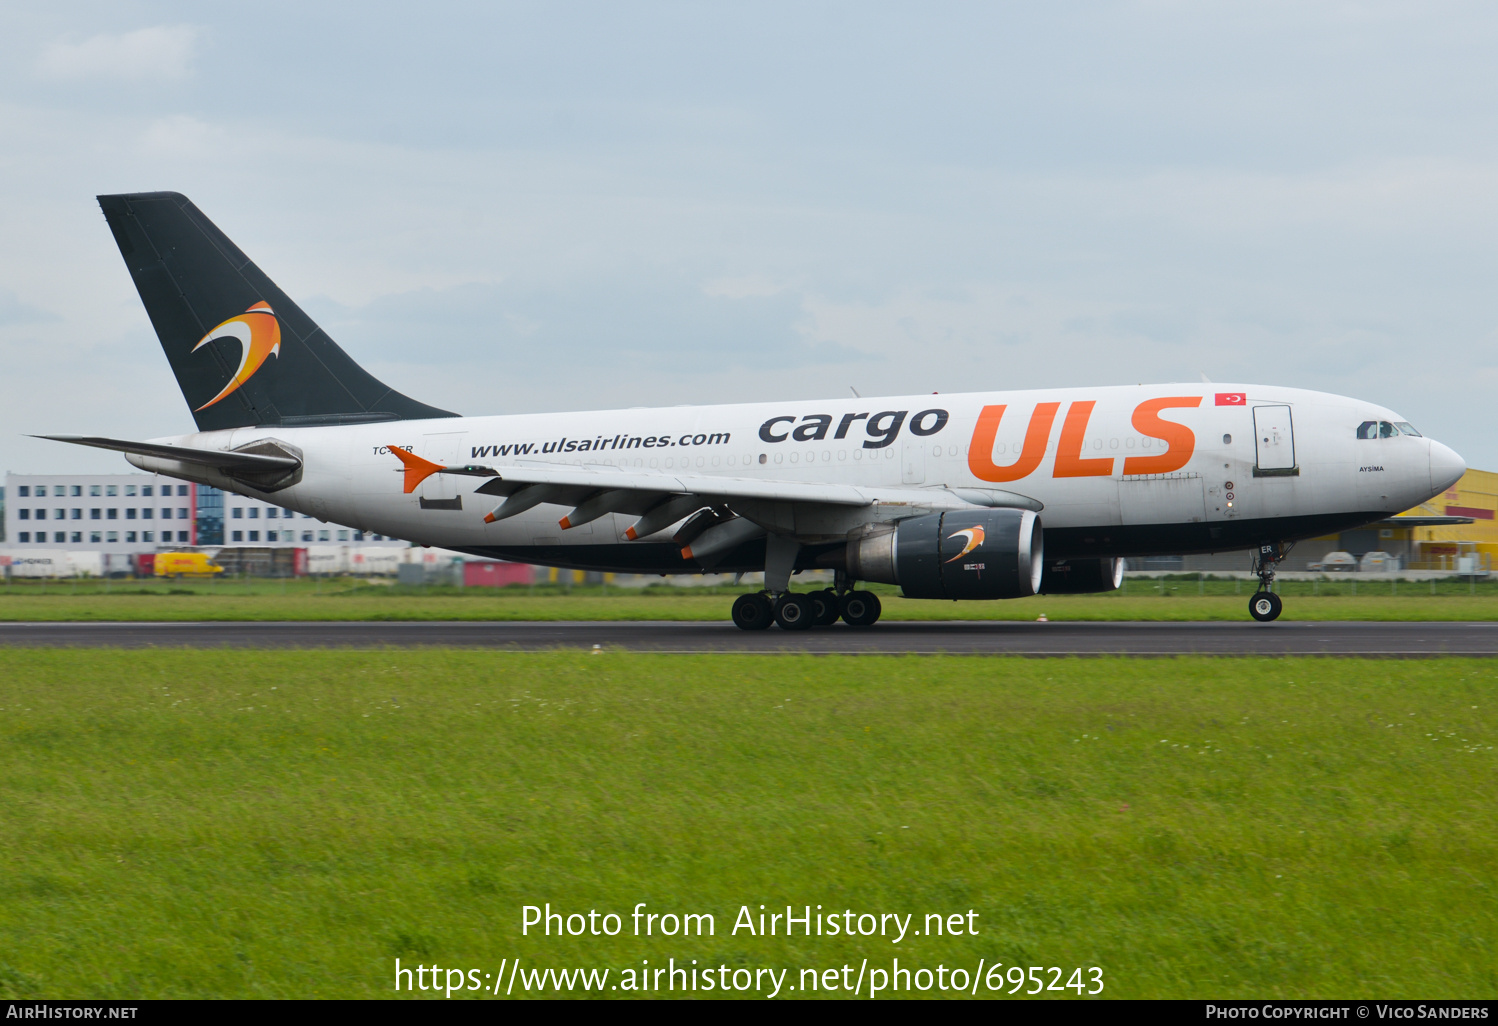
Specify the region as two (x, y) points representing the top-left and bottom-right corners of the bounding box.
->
(395, 959), (1104, 998)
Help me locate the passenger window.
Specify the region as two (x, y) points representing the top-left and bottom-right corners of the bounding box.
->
(1357, 421), (1378, 439)
(1379, 421), (1396, 438)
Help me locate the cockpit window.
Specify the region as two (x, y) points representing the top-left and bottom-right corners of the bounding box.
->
(1358, 420), (1413, 439)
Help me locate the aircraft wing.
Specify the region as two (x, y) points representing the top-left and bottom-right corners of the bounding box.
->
(475, 463), (877, 506)
(386, 444), (1040, 541)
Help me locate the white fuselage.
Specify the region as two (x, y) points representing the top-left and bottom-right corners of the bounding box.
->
(128, 383), (1464, 571)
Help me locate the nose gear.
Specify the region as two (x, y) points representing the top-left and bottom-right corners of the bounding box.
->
(1249, 591), (1283, 622)
(1248, 542), (1289, 622)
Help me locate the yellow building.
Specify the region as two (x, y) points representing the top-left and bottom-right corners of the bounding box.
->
(1177, 470), (1491, 573)
(1388, 468), (1498, 571)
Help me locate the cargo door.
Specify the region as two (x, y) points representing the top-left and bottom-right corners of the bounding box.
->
(902, 439), (926, 484)
(1253, 405), (1297, 474)
(1119, 473), (1206, 525)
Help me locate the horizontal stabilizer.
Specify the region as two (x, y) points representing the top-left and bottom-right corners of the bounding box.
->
(35, 434), (300, 472)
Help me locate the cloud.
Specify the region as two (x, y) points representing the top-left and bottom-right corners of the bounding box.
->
(36, 25), (200, 83)
(0, 290), (55, 326)
(304, 276), (873, 378)
(4, 4), (1498, 470)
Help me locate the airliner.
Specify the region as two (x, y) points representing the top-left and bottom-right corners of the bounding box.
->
(43, 192), (1466, 628)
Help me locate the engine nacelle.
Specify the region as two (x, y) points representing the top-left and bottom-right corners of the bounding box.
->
(846, 509), (1043, 600)
(1038, 557), (1125, 594)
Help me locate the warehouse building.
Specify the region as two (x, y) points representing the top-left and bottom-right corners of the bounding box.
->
(4, 472), (199, 550)
(1, 473), (406, 556)
(1382, 467), (1498, 571)
(1161, 467), (1494, 573)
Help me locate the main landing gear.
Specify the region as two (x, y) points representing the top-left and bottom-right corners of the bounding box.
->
(731, 575), (882, 631)
(1248, 542), (1286, 622)
(732, 535), (884, 631)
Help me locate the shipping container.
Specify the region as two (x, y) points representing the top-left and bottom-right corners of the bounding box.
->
(66, 551), (104, 578)
(463, 561), (535, 588)
(212, 547), (304, 577)
(304, 545), (349, 575)
(1, 550), (70, 577)
(350, 549), (401, 576)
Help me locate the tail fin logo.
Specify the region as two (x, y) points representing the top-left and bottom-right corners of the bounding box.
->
(944, 526), (985, 562)
(191, 301), (281, 410)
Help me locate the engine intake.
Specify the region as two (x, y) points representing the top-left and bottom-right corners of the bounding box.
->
(846, 509), (1043, 600)
(1038, 557), (1124, 594)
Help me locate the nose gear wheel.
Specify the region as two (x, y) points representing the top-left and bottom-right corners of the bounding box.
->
(1249, 591), (1283, 622)
(1248, 542), (1289, 622)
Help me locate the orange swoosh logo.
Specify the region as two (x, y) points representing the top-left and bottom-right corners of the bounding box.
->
(944, 526), (985, 563)
(192, 301), (281, 410)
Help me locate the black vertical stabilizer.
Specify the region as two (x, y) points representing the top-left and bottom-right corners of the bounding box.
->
(97, 191), (458, 431)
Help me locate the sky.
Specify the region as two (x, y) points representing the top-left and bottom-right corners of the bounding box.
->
(2, 1), (1497, 474)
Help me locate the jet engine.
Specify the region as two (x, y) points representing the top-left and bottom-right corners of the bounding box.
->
(1038, 557), (1125, 594)
(845, 509), (1043, 600)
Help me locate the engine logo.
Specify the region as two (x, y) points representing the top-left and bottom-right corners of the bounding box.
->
(944, 526), (985, 563)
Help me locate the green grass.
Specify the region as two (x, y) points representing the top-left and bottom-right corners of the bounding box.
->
(2, 576), (1498, 621)
(0, 651), (1493, 998)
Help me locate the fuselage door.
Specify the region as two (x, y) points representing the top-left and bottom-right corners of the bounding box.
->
(902, 439), (926, 485)
(1119, 473), (1206, 525)
(1253, 405), (1296, 473)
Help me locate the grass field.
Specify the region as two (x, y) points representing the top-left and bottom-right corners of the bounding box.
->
(3, 576), (1498, 621)
(0, 650), (1492, 999)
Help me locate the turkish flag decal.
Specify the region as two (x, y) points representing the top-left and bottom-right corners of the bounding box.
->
(1215, 392), (1246, 406)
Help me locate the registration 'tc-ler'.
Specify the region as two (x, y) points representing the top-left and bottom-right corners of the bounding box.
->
(49, 193), (1466, 628)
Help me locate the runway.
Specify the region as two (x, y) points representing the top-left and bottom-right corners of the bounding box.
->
(1, 620), (1496, 655)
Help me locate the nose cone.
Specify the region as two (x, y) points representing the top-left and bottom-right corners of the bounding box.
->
(1429, 440), (1466, 494)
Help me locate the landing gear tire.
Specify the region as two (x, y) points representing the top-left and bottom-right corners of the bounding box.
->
(774, 593), (816, 631)
(1247, 542), (1289, 622)
(731, 593), (774, 631)
(1249, 592), (1283, 622)
(811, 589), (841, 627)
(840, 590), (882, 627)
